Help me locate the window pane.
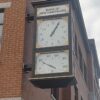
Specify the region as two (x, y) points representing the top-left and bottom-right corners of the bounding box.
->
(0, 25), (3, 36)
(0, 25), (3, 43)
(51, 88), (59, 100)
(0, 13), (4, 24)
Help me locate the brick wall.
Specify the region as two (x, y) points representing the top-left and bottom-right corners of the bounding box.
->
(0, 0), (26, 98)
(22, 72), (51, 100)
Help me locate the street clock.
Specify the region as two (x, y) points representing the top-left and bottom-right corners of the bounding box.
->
(30, 0), (76, 88)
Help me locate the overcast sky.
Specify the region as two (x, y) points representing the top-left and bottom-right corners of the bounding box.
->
(79, 0), (100, 63)
(79, 0), (100, 84)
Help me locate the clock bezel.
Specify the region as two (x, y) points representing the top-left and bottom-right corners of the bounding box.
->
(32, 1), (72, 79)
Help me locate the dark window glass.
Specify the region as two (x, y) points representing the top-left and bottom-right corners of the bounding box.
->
(75, 35), (77, 57)
(83, 63), (88, 84)
(81, 96), (83, 100)
(51, 88), (59, 100)
(75, 86), (78, 100)
(79, 47), (83, 73)
(0, 9), (4, 50)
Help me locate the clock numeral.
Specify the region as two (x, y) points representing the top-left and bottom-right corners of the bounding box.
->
(52, 21), (55, 25)
(47, 24), (49, 27)
(51, 42), (54, 46)
(54, 54), (58, 57)
(40, 33), (43, 36)
(63, 65), (67, 68)
(62, 57), (66, 60)
(62, 26), (64, 29)
(46, 41), (48, 44)
(64, 30), (66, 33)
(51, 70), (54, 73)
(57, 40), (60, 43)
(41, 38), (44, 41)
(39, 59), (42, 62)
(47, 55), (50, 57)
(39, 67), (41, 70)
(62, 36), (66, 39)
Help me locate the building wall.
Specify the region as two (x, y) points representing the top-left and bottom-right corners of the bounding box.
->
(22, 72), (51, 100)
(89, 40), (100, 100)
(0, 0), (26, 99)
(71, 5), (89, 100)
(58, 86), (71, 100)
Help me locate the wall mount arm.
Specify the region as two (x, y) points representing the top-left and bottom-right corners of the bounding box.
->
(26, 14), (34, 22)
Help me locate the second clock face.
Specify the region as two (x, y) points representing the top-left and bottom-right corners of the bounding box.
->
(35, 51), (69, 75)
(36, 17), (69, 48)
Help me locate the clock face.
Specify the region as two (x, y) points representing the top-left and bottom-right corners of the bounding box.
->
(35, 51), (69, 75)
(36, 17), (69, 48)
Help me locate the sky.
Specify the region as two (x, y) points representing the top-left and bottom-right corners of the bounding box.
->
(79, 0), (100, 84)
(79, 0), (100, 62)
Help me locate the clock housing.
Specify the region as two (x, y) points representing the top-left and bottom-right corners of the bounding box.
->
(30, 0), (76, 88)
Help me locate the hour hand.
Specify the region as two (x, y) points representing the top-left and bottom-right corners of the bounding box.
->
(41, 60), (56, 69)
(50, 22), (60, 37)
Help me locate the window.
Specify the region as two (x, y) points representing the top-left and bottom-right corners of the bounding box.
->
(83, 62), (88, 84)
(74, 86), (78, 100)
(75, 35), (78, 57)
(51, 88), (59, 100)
(79, 47), (83, 73)
(0, 9), (4, 50)
(81, 96), (83, 100)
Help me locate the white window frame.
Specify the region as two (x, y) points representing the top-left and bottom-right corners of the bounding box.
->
(0, 2), (12, 50)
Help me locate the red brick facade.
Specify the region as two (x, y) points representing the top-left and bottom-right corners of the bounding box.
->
(0, 0), (26, 98)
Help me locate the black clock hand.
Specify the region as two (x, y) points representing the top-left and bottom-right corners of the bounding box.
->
(50, 22), (60, 37)
(41, 60), (56, 69)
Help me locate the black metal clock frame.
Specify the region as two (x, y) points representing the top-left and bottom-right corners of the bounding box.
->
(30, 0), (74, 88)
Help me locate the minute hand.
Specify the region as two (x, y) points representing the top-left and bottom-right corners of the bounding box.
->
(41, 61), (56, 69)
(50, 22), (60, 37)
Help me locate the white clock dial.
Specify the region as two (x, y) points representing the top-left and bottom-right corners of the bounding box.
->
(35, 51), (69, 75)
(36, 17), (69, 48)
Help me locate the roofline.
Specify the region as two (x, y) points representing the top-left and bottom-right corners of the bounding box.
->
(89, 39), (100, 78)
(71, 0), (90, 52)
